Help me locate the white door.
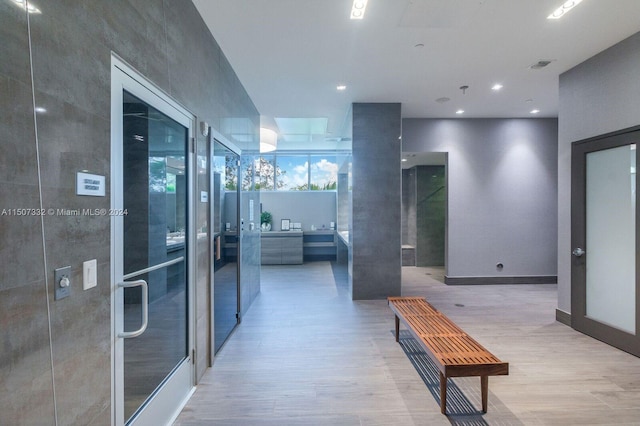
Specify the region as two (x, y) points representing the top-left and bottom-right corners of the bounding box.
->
(111, 57), (195, 425)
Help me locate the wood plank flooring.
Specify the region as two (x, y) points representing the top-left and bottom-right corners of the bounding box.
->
(174, 263), (640, 425)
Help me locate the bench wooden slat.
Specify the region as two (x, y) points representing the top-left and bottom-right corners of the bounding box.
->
(388, 296), (508, 415)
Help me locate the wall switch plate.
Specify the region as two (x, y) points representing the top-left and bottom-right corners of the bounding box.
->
(83, 259), (97, 290)
(54, 266), (71, 300)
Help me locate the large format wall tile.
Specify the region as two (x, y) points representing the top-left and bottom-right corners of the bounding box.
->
(0, 281), (56, 426)
(1, 0), (260, 423)
(0, 76), (39, 186)
(351, 103), (402, 300)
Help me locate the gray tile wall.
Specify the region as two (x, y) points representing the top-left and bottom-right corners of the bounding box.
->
(0, 1), (259, 424)
(351, 103), (402, 300)
(0, 3), (56, 424)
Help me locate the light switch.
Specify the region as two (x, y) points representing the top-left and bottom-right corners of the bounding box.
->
(83, 259), (97, 290)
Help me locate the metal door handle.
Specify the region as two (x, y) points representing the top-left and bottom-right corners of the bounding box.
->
(572, 247), (585, 257)
(118, 279), (148, 338)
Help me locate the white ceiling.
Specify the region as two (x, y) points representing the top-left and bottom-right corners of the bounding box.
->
(193, 0), (640, 150)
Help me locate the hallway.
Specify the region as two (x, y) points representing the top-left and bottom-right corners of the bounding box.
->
(175, 263), (640, 425)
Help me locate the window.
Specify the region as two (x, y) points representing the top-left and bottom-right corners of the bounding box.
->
(255, 155), (276, 190)
(309, 155), (337, 190)
(243, 152), (340, 192)
(276, 156), (308, 191)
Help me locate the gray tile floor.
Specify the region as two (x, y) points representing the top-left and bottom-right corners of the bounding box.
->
(174, 263), (640, 425)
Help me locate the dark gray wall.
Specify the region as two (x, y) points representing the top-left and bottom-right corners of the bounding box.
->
(402, 118), (558, 280)
(0, 1), (259, 424)
(557, 31), (640, 313)
(351, 103), (402, 299)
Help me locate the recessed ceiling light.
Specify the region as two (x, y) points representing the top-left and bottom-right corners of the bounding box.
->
(525, 98), (533, 103)
(547, 0), (583, 20)
(530, 109), (540, 114)
(402, 159), (408, 162)
(492, 84), (503, 91)
(414, 43), (424, 48)
(35, 107), (47, 113)
(336, 85), (347, 91)
(456, 109), (465, 115)
(350, 0), (368, 20)
(435, 97), (450, 104)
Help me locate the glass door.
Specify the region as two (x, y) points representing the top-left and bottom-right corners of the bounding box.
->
(111, 58), (194, 425)
(571, 129), (640, 356)
(212, 139), (240, 353)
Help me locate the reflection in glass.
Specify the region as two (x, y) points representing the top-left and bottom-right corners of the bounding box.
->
(240, 155), (254, 191)
(122, 91), (188, 421)
(212, 141), (240, 353)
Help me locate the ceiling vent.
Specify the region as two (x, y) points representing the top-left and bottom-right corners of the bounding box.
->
(530, 60), (554, 70)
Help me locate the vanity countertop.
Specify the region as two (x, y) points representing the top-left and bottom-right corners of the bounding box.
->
(261, 230), (303, 237)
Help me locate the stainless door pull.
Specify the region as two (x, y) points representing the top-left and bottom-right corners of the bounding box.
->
(118, 280), (149, 338)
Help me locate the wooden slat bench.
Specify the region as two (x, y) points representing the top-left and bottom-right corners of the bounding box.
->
(388, 296), (508, 415)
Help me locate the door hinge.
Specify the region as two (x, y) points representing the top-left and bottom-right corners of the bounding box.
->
(189, 137), (195, 153)
(192, 348), (195, 363)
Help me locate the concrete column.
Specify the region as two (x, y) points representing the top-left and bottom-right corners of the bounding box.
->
(351, 103), (402, 299)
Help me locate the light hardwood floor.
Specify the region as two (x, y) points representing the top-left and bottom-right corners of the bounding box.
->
(174, 263), (640, 425)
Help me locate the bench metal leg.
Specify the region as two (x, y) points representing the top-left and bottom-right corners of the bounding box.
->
(439, 372), (447, 415)
(481, 375), (488, 413)
(395, 315), (400, 342)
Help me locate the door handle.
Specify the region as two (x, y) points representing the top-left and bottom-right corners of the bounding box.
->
(118, 279), (148, 338)
(572, 247), (585, 257)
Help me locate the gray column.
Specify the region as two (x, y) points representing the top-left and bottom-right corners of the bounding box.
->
(351, 103), (402, 299)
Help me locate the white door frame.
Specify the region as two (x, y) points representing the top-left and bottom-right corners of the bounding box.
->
(110, 54), (196, 426)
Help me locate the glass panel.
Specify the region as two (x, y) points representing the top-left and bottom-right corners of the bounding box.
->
(240, 155), (254, 191)
(309, 155), (338, 190)
(276, 155), (308, 190)
(122, 91), (188, 420)
(586, 144), (636, 334)
(212, 141), (239, 353)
